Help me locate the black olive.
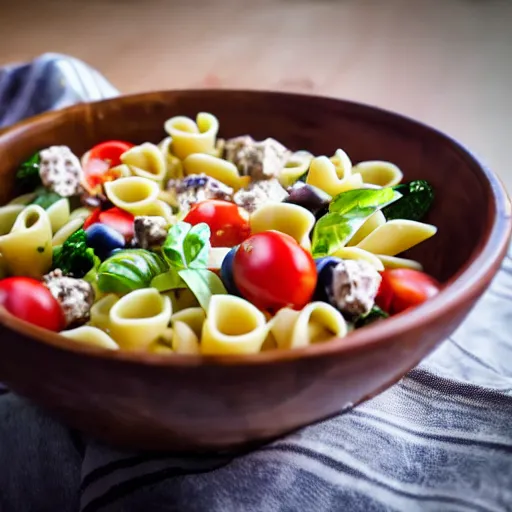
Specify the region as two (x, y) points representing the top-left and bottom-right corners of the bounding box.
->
(284, 182), (331, 215)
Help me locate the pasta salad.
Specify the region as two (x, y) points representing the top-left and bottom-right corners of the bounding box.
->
(0, 112), (441, 355)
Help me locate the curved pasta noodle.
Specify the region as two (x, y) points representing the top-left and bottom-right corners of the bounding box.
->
(171, 307), (206, 338)
(149, 339), (174, 354)
(250, 203), (315, 250)
(157, 136), (185, 181)
(89, 294), (119, 331)
(69, 207), (93, 222)
(173, 321), (201, 354)
(356, 219), (437, 256)
(331, 247), (385, 271)
(279, 151), (313, 188)
(270, 302), (347, 350)
(139, 200), (175, 224)
(201, 295), (269, 355)
(306, 156), (364, 196)
(352, 161), (403, 187)
(0, 204), (24, 235)
(0, 254), (6, 279)
(120, 143), (167, 182)
(8, 192), (37, 205)
(108, 164), (133, 178)
(109, 288), (172, 351)
(52, 217), (84, 246)
(0, 205), (52, 277)
(104, 177), (160, 216)
(329, 149), (352, 180)
(183, 153), (249, 190)
(346, 210), (386, 247)
(377, 254), (423, 271)
(46, 198), (70, 234)
(164, 112), (219, 160)
(61, 326), (119, 350)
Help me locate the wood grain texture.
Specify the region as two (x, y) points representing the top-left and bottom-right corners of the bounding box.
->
(0, 0), (511, 191)
(0, 90), (509, 451)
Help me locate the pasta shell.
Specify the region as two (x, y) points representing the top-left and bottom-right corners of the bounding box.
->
(250, 202), (315, 250)
(104, 176), (160, 216)
(164, 113), (219, 160)
(201, 295), (269, 355)
(356, 219), (437, 256)
(306, 156), (364, 196)
(61, 326), (119, 350)
(120, 142), (167, 182)
(352, 161), (403, 187)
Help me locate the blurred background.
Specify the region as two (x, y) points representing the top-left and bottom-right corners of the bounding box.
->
(1, 0), (511, 190)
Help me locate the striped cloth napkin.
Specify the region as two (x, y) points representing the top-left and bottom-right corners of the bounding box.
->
(0, 54), (511, 512)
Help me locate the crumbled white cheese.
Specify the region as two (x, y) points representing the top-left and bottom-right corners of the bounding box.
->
(233, 178), (289, 213)
(224, 136), (290, 180)
(329, 260), (382, 317)
(39, 145), (84, 197)
(133, 216), (168, 249)
(167, 174), (234, 213)
(43, 269), (94, 327)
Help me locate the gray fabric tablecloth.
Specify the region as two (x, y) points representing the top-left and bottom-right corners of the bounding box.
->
(0, 54), (511, 512)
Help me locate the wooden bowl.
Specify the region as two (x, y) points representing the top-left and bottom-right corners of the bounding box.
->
(0, 91), (510, 452)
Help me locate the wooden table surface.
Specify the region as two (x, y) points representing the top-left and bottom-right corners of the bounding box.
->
(1, 0), (511, 191)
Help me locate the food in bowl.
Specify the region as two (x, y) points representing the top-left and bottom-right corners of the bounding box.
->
(0, 112), (441, 355)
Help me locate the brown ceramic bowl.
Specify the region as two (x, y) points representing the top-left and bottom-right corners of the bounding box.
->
(0, 91), (510, 452)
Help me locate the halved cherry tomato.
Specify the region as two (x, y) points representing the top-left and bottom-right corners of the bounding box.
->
(88, 140), (135, 168)
(183, 200), (251, 248)
(233, 231), (317, 311)
(98, 207), (135, 241)
(376, 268), (441, 315)
(0, 277), (64, 331)
(83, 208), (101, 230)
(83, 141), (134, 191)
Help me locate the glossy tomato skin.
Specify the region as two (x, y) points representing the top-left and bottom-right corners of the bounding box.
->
(376, 268), (441, 315)
(233, 231), (317, 311)
(0, 277), (64, 331)
(88, 140), (134, 167)
(98, 207), (135, 241)
(183, 200), (251, 248)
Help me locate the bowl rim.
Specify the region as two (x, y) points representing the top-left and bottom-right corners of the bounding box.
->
(0, 89), (510, 367)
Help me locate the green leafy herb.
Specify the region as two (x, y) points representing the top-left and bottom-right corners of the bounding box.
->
(15, 152), (42, 192)
(382, 180), (434, 222)
(311, 188), (401, 257)
(29, 187), (62, 209)
(158, 221), (227, 308)
(97, 249), (169, 294)
(151, 268), (186, 292)
(355, 306), (389, 328)
(52, 229), (96, 278)
(162, 222), (210, 270)
(178, 268), (227, 310)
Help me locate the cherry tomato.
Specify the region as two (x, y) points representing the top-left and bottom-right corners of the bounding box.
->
(0, 277), (64, 331)
(83, 208), (101, 230)
(233, 231), (317, 311)
(183, 200), (251, 248)
(98, 207), (135, 240)
(88, 140), (134, 168)
(376, 269), (441, 315)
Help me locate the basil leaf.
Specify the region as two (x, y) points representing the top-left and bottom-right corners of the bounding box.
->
(162, 222), (190, 270)
(355, 306), (389, 328)
(97, 249), (168, 294)
(382, 180), (434, 222)
(30, 188), (62, 209)
(151, 268), (186, 292)
(311, 188), (401, 257)
(178, 268), (227, 310)
(183, 223), (210, 268)
(329, 187), (398, 215)
(15, 152), (42, 192)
